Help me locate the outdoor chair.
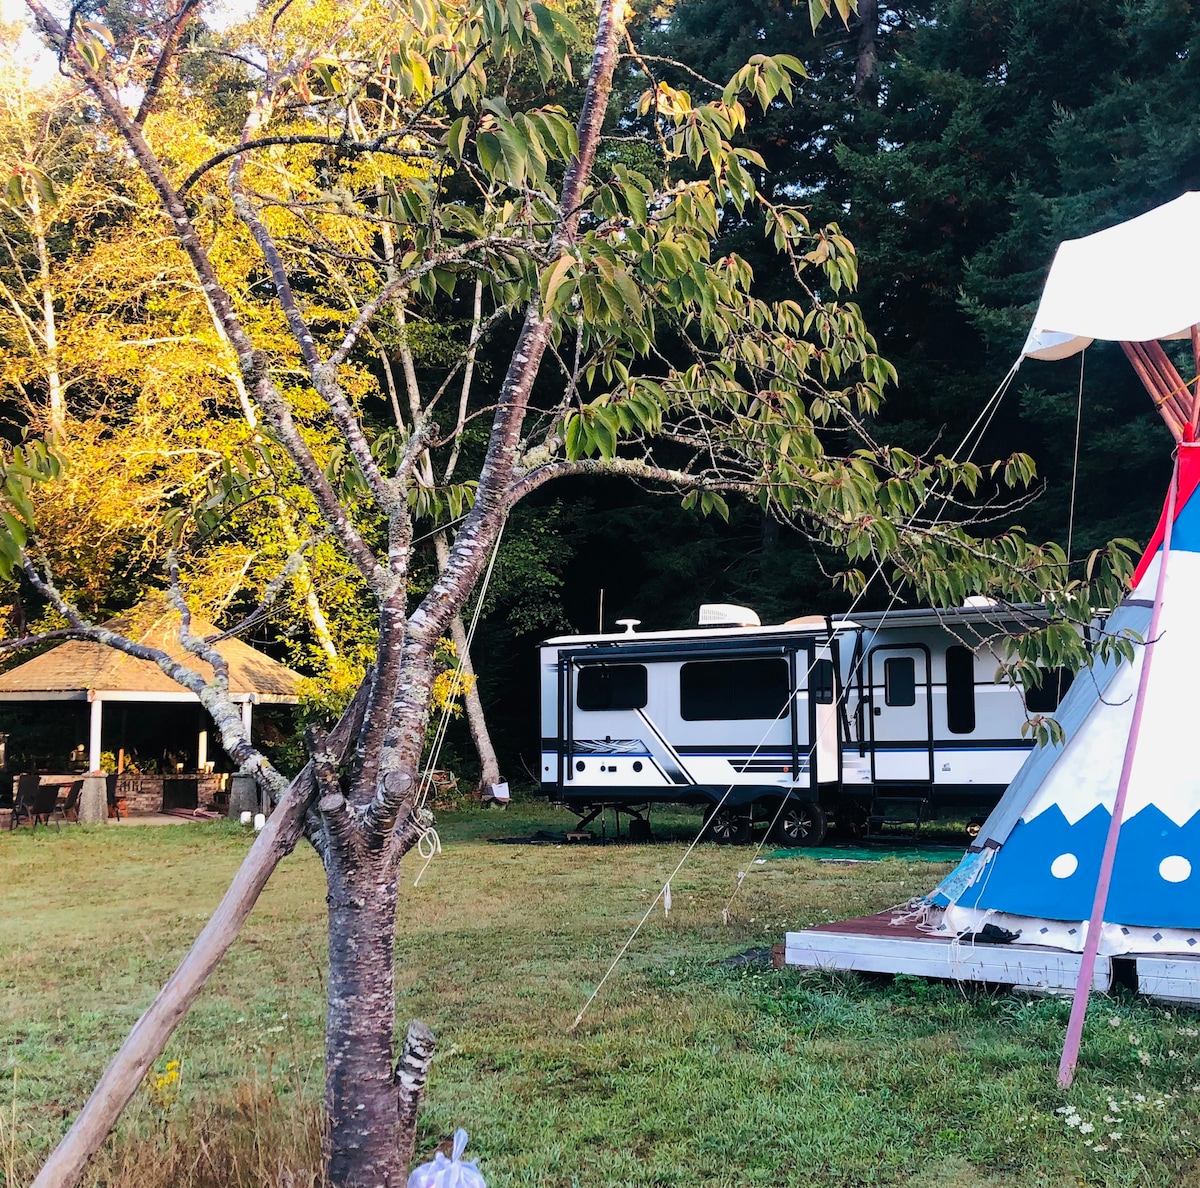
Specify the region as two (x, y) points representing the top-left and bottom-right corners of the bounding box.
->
(8, 774), (61, 830)
(60, 780), (82, 823)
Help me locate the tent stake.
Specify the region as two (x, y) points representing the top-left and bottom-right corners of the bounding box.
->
(1058, 450), (1181, 1088)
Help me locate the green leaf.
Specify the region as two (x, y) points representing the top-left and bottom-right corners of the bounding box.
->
(447, 115), (470, 161)
(477, 131), (502, 176)
(540, 254), (575, 313)
(0, 509), (26, 549)
(565, 414), (584, 460)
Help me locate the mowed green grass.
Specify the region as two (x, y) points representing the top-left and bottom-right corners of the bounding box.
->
(4, 802), (1200, 1187)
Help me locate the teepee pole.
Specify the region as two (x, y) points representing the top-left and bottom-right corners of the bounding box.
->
(1190, 324), (1200, 426)
(1121, 342), (1186, 438)
(1058, 449), (1180, 1088)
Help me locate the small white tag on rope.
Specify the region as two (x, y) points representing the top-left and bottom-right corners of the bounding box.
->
(721, 907), (730, 926)
(663, 881), (672, 919)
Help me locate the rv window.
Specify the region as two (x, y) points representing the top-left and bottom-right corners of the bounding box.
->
(679, 658), (790, 721)
(945, 646), (975, 734)
(1026, 667), (1074, 713)
(884, 656), (916, 706)
(811, 659), (835, 705)
(576, 664), (648, 711)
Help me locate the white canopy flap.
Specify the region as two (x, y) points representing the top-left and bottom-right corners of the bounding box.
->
(1023, 192), (1200, 360)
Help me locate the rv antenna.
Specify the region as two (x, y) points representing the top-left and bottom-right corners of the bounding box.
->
(598, 588), (604, 633)
(616, 618), (640, 635)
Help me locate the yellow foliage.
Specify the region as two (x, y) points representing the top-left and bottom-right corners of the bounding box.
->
(146, 1060), (181, 1112)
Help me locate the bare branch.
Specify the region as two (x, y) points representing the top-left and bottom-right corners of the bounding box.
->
(178, 135), (434, 196)
(134, 0), (203, 127)
(506, 456), (756, 503)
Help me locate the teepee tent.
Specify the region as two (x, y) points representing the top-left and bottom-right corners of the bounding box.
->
(934, 456), (1200, 949)
(930, 192), (1200, 1084)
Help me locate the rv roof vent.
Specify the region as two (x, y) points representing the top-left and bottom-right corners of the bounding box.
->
(698, 603), (761, 628)
(962, 596), (999, 609)
(615, 618), (641, 635)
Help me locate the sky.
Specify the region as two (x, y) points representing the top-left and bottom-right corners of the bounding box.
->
(2, 0), (60, 86)
(2, 0), (255, 88)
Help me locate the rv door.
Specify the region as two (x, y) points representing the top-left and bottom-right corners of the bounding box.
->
(868, 645), (934, 784)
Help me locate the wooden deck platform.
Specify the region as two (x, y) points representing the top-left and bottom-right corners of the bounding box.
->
(784, 911), (1200, 1002)
(785, 911), (1113, 993)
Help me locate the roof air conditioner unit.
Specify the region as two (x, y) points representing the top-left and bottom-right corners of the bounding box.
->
(698, 603), (761, 628)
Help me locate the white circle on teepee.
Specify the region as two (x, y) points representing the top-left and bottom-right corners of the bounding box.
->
(1050, 853), (1078, 879)
(1159, 855), (1192, 883)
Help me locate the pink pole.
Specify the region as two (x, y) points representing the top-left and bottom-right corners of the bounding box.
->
(1057, 449), (1182, 1088)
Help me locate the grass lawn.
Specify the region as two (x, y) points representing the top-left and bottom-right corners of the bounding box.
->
(4, 800), (1200, 1187)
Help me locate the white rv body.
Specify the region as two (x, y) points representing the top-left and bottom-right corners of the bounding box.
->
(538, 604), (1068, 841)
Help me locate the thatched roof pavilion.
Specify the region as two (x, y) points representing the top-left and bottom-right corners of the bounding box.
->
(0, 603), (302, 772)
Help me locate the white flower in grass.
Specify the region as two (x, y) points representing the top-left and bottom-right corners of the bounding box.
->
(1180, 1027), (1199, 1037)
(1094, 1144), (1108, 1152)
(1139, 1050), (1152, 1066)
(1056, 1106), (1078, 1116)
(1134, 1093), (1146, 1103)
(1109, 1132), (1122, 1141)
(1065, 1115), (1081, 1129)
(1079, 1122), (1095, 1134)
(1109, 1016), (1122, 1027)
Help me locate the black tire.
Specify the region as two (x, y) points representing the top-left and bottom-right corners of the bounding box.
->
(772, 800), (828, 848)
(705, 804), (752, 845)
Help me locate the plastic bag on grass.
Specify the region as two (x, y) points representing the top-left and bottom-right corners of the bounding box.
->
(408, 1129), (486, 1188)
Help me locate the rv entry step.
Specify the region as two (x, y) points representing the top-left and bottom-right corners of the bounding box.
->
(866, 795), (933, 841)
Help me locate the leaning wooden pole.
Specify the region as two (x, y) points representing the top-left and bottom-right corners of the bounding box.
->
(1057, 449), (1180, 1088)
(32, 685), (369, 1188)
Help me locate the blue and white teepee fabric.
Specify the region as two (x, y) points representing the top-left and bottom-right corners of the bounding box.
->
(931, 443), (1200, 955)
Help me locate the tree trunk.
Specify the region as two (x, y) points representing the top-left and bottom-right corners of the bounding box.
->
(276, 500), (340, 662)
(448, 612), (501, 792)
(433, 532), (501, 793)
(853, 0), (879, 99)
(325, 842), (405, 1188)
(30, 187), (65, 435)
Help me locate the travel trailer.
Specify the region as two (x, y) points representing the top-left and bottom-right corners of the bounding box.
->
(538, 601), (1072, 844)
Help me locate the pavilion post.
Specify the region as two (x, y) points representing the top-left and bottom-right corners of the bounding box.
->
(88, 695), (103, 773)
(197, 730), (208, 771)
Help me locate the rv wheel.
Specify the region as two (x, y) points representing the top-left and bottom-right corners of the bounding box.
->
(705, 805), (752, 845)
(772, 800), (828, 848)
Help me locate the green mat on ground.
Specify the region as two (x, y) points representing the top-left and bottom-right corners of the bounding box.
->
(767, 843), (962, 863)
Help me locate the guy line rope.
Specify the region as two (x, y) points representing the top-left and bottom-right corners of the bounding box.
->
(568, 360), (1022, 1031)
